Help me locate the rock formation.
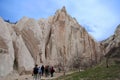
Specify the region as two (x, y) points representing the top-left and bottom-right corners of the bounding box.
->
(0, 7), (104, 78)
(0, 18), (14, 77)
(101, 24), (120, 62)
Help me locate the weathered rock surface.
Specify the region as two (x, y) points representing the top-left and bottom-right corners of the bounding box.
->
(15, 17), (42, 64)
(13, 35), (34, 74)
(101, 24), (120, 59)
(42, 7), (104, 67)
(0, 18), (14, 77)
(0, 7), (104, 78)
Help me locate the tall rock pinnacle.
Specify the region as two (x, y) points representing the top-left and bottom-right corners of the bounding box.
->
(0, 7), (104, 78)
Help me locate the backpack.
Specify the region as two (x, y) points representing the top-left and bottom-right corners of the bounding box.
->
(33, 67), (38, 74)
(38, 67), (42, 74)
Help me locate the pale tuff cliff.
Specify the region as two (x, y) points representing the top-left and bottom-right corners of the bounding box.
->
(0, 17), (14, 77)
(0, 7), (104, 78)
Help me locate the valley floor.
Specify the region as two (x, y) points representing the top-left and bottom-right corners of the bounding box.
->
(57, 64), (120, 80)
(2, 64), (120, 80)
(2, 71), (76, 80)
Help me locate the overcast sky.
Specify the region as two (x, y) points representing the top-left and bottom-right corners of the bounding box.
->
(0, 0), (120, 41)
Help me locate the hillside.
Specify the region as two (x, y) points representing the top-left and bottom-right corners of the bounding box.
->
(57, 24), (120, 80)
(101, 24), (120, 67)
(58, 63), (120, 80)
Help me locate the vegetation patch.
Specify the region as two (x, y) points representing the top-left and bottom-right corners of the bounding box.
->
(57, 64), (120, 80)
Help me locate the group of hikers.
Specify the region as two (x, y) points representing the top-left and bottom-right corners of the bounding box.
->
(32, 64), (55, 80)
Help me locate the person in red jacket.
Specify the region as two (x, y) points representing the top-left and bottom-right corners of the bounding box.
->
(50, 66), (55, 77)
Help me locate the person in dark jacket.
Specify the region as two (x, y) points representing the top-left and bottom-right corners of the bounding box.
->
(50, 66), (55, 77)
(45, 65), (49, 77)
(32, 64), (38, 80)
(41, 65), (44, 76)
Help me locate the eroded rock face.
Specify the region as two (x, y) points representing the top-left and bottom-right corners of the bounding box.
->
(0, 7), (104, 77)
(101, 24), (120, 58)
(13, 35), (34, 74)
(0, 18), (14, 77)
(15, 17), (42, 64)
(43, 7), (104, 67)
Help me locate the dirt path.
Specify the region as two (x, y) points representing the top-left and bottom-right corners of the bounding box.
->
(11, 71), (76, 80)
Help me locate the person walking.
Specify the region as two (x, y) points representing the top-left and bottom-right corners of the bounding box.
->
(50, 66), (55, 77)
(32, 64), (39, 80)
(38, 66), (42, 80)
(45, 65), (49, 77)
(41, 65), (44, 76)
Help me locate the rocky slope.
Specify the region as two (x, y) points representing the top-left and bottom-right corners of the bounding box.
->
(0, 7), (104, 78)
(101, 24), (120, 62)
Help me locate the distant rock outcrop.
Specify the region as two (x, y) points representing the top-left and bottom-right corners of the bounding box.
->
(0, 7), (104, 78)
(101, 24), (120, 60)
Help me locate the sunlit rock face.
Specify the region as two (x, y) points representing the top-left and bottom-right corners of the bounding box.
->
(0, 18), (14, 77)
(13, 35), (35, 75)
(0, 7), (104, 77)
(101, 24), (120, 60)
(42, 7), (104, 67)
